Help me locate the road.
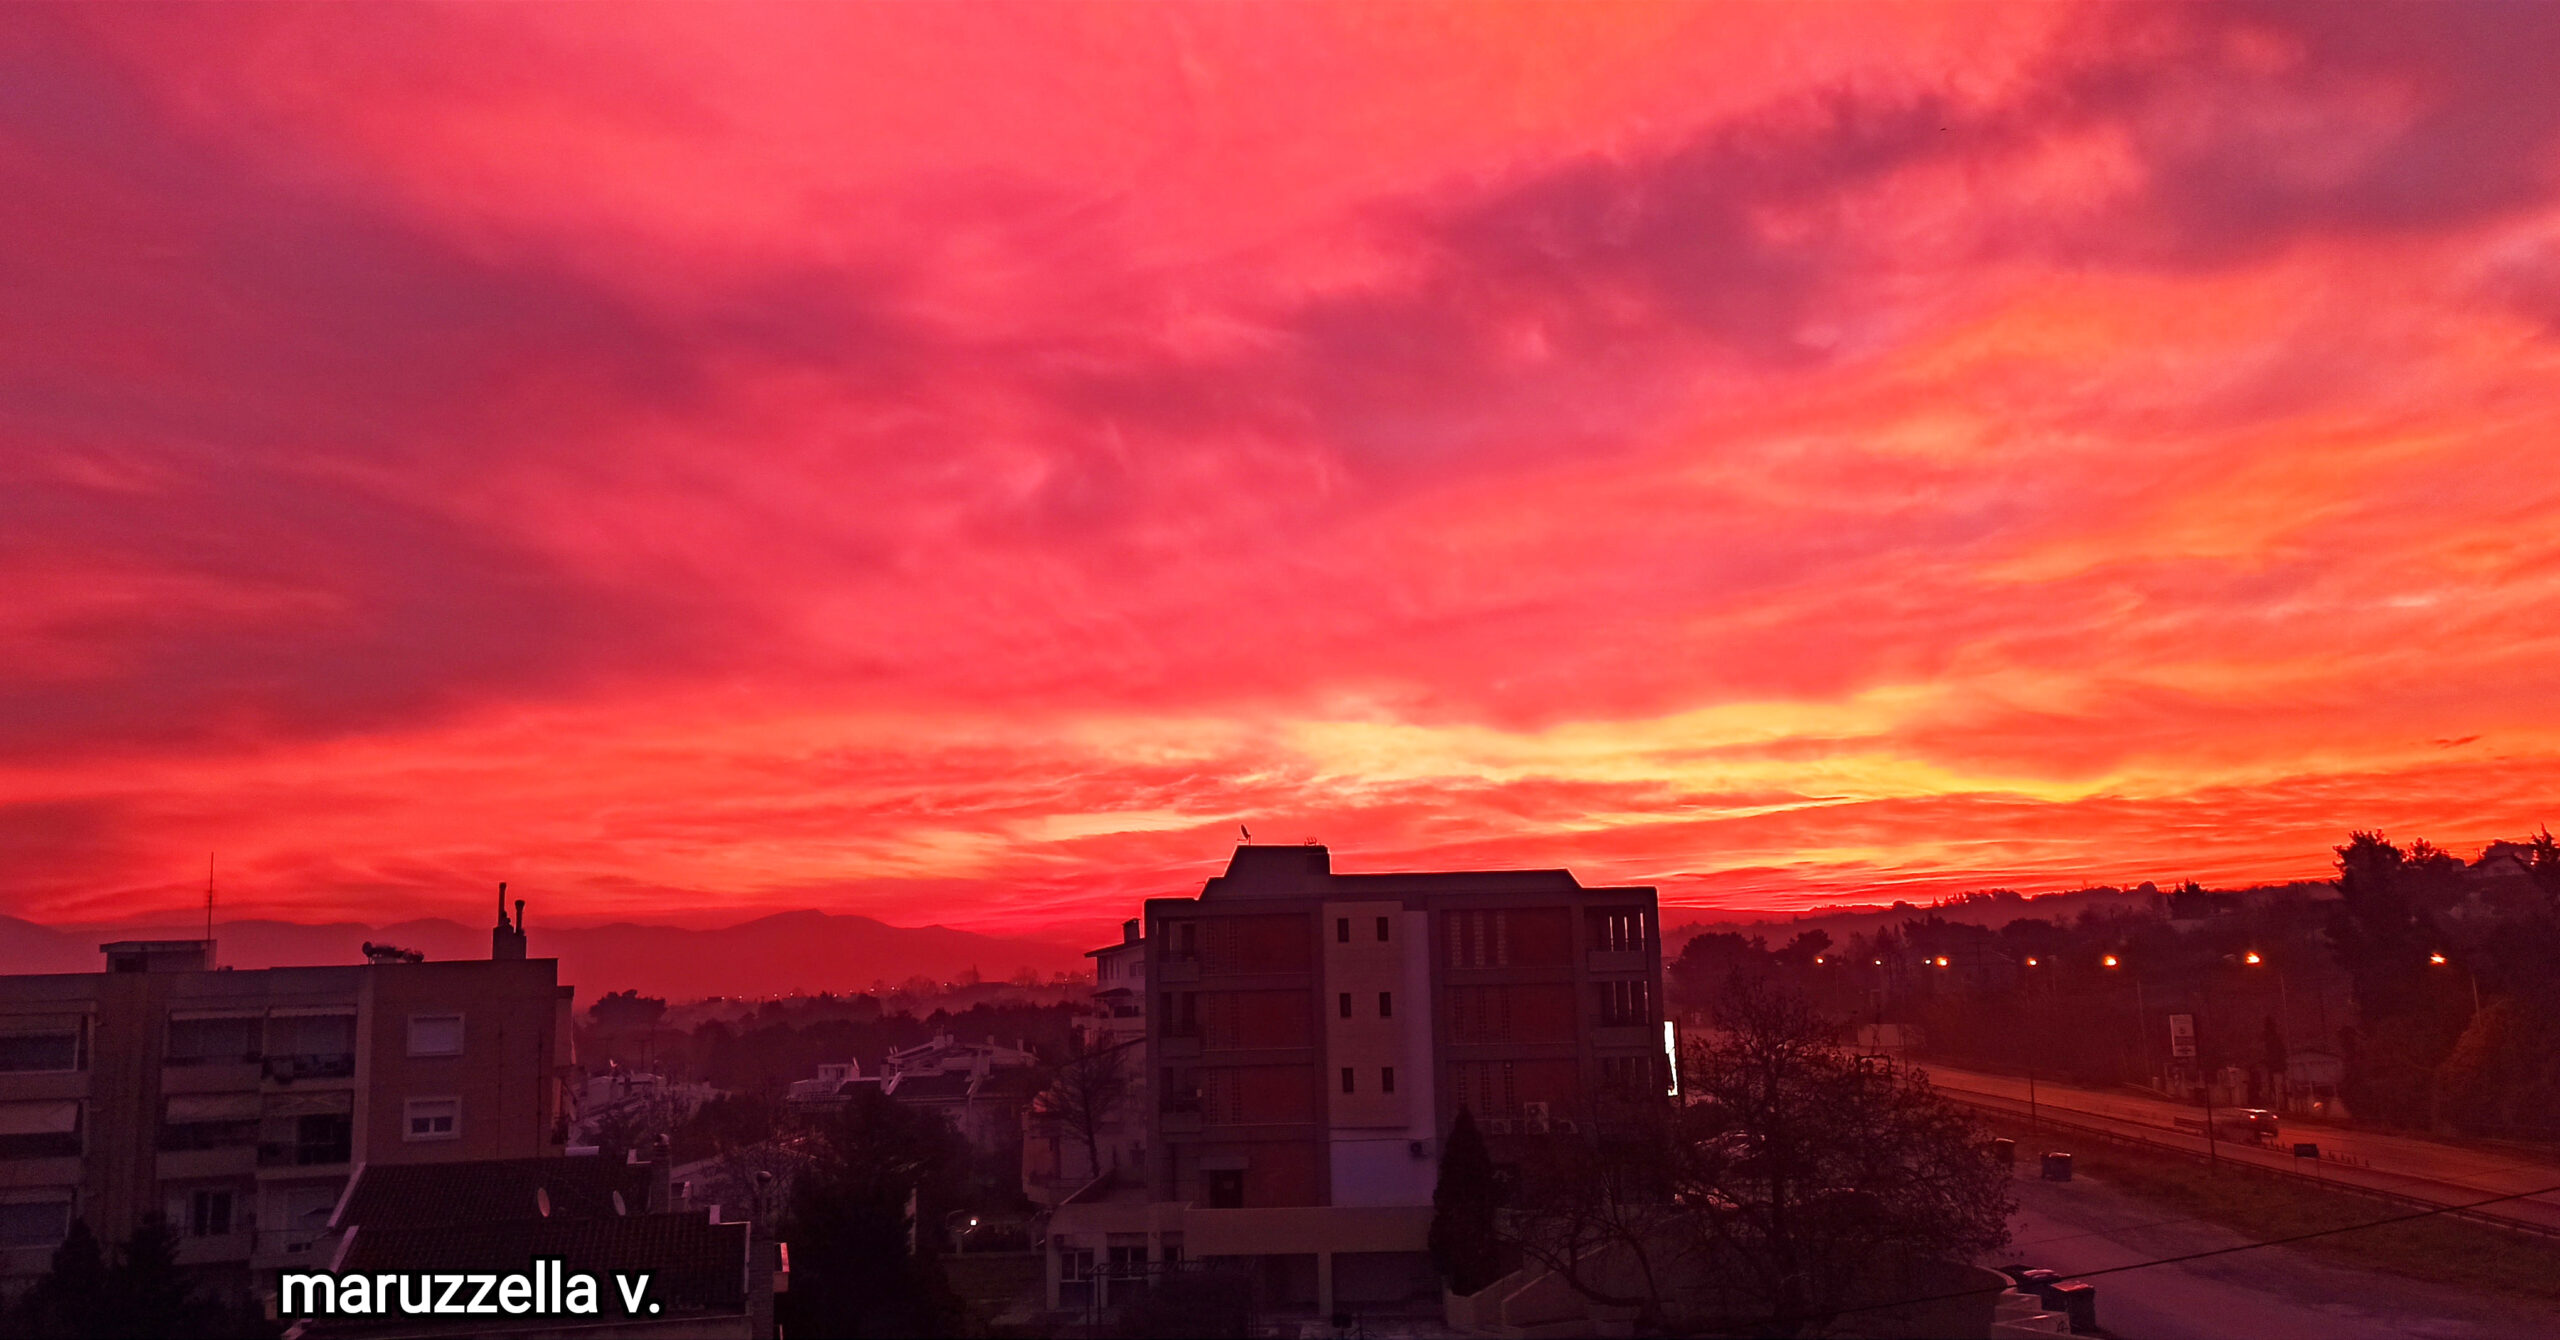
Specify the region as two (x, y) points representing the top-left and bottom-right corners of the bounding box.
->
(1922, 1063), (2560, 1235)
(2005, 1166), (2558, 1340)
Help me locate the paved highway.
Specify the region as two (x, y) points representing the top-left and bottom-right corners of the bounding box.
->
(1922, 1063), (2560, 1235)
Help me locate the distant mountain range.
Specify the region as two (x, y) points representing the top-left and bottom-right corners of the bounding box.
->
(0, 910), (1089, 1004)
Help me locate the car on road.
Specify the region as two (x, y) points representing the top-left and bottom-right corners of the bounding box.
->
(2173, 1107), (2280, 1144)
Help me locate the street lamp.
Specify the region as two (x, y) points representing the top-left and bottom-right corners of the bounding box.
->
(2238, 951), (2291, 1112)
(2429, 953), (2482, 1013)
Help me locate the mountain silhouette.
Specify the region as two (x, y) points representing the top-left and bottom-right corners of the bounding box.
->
(0, 910), (1086, 1002)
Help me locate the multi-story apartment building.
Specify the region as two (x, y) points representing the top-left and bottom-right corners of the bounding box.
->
(1041, 845), (1667, 1321)
(0, 899), (575, 1303)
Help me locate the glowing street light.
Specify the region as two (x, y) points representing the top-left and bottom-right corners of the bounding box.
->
(2428, 952), (2481, 1012)
(2102, 954), (2120, 968)
(2024, 956), (2039, 967)
(2243, 951), (2262, 965)
(1934, 956), (1950, 968)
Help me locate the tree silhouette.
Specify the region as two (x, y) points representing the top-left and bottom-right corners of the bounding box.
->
(1427, 1107), (1506, 1295)
(1506, 986), (2012, 1336)
(13, 1218), (106, 1338)
(780, 1089), (966, 1338)
(2328, 831), (2431, 1022)
(1035, 1033), (1132, 1185)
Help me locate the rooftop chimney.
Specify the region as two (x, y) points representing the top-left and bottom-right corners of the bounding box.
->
(492, 881), (528, 961)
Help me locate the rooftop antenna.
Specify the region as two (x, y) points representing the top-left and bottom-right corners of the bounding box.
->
(205, 854), (216, 965)
(1239, 825), (1252, 843)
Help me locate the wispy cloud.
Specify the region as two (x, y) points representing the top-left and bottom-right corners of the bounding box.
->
(4, 3), (2557, 938)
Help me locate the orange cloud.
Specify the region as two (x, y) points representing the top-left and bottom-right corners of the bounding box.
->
(4, 3), (2558, 945)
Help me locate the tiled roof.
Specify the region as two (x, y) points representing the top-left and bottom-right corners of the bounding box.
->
(885, 1070), (973, 1103)
(969, 1067), (1049, 1101)
(334, 1156), (656, 1230)
(336, 1211), (748, 1315)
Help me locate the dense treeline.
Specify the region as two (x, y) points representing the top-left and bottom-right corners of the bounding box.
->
(1669, 830), (2560, 1138)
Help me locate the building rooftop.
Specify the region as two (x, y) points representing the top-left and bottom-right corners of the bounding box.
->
(332, 1156), (658, 1231)
(316, 1212), (748, 1334)
(1191, 845), (1642, 900)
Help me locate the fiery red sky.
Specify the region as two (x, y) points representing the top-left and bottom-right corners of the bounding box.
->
(6, 3), (2559, 942)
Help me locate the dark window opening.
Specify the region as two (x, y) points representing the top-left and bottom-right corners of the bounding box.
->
(188, 1190), (233, 1238)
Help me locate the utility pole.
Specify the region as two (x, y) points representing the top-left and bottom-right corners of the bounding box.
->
(2200, 1006), (2217, 1167)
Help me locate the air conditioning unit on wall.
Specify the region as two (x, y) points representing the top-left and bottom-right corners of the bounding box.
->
(1521, 1102), (1551, 1134)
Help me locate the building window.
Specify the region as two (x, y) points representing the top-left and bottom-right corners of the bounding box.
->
(0, 1198), (72, 1249)
(1060, 1247), (1095, 1281)
(404, 1097), (460, 1141)
(1381, 1066), (1396, 1095)
(259, 1093), (354, 1167)
(164, 1016), (260, 1067)
(159, 1093), (260, 1151)
(1599, 979), (1654, 1028)
(1206, 1170), (1244, 1209)
(0, 1019), (82, 1074)
(1592, 908), (1648, 952)
(1376, 915), (1391, 942)
(1338, 992), (1353, 1019)
(187, 1189), (234, 1238)
(1340, 1067), (1355, 1094)
(1336, 917), (1350, 943)
(1378, 991), (1393, 1019)
(407, 1014), (464, 1058)
(266, 1014), (356, 1079)
(0, 1101), (81, 1160)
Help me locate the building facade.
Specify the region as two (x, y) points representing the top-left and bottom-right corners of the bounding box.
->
(1042, 845), (1667, 1321)
(0, 921), (575, 1302)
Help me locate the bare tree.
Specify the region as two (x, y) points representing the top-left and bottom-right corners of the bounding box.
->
(1036, 1033), (1133, 1184)
(1505, 986), (2012, 1335)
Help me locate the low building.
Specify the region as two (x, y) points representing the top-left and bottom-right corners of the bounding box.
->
(0, 896), (575, 1307)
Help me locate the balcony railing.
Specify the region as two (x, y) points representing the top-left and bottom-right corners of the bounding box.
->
(258, 1138), (352, 1169)
(265, 1054), (356, 1082)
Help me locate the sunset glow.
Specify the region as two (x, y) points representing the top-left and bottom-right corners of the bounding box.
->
(7, 3), (2559, 940)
